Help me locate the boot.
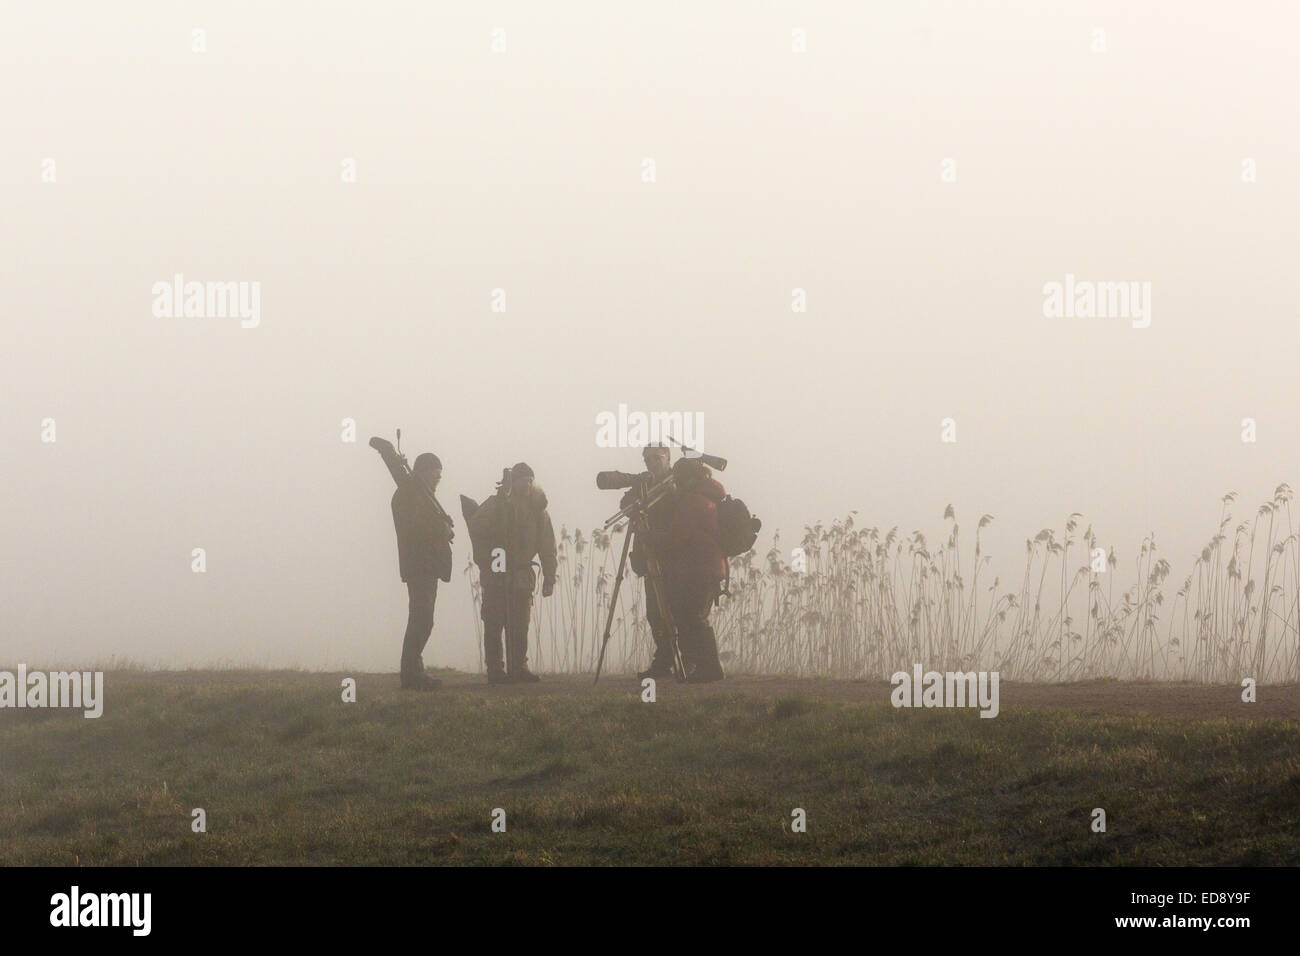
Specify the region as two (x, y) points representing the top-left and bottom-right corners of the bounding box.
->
(511, 668), (541, 684)
(637, 657), (676, 682)
(686, 634), (724, 683)
(486, 669), (511, 685)
(685, 663), (723, 683)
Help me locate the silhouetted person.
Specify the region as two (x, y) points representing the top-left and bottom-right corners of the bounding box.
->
(647, 457), (726, 682)
(620, 444), (678, 680)
(469, 462), (557, 683)
(391, 452), (453, 690)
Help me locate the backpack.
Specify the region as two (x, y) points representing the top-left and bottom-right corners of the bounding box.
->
(717, 496), (761, 558)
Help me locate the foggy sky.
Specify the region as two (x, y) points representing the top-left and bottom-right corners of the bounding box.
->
(3, 1), (1297, 671)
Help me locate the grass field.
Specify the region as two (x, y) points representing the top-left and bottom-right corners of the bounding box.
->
(2, 671), (1298, 866)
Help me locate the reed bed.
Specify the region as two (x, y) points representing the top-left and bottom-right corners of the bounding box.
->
(466, 484), (1300, 683)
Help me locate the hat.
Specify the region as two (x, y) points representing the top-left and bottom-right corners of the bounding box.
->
(510, 462), (535, 480)
(672, 457), (707, 485)
(413, 453), (442, 473)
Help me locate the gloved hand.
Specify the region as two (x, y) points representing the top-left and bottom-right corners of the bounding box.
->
(542, 576), (555, 597)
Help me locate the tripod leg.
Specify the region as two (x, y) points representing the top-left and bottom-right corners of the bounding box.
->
(594, 524), (633, 684)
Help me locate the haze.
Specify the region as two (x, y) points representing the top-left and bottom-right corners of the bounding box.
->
(2, 1), (1297, 672)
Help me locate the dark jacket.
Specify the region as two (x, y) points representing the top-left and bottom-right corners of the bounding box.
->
(620, 471), (674, 577)
(468, 485), (558, 592)
(391, 478), (454, 583)
(650, 477), (728, 590)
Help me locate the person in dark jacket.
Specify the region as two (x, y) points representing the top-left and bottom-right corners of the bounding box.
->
(647, 457), (727, 682)
(468, 462), (558, 683)
(619, 444), (678, 680)
(391, 452), (454, 690)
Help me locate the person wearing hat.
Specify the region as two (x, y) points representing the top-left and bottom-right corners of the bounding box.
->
(618, 444), (679, 680)
(391, 452), (454, 690)
(644, 456), (727, 682)
(468, 462), (558, 683)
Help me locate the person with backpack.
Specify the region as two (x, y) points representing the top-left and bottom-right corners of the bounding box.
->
(468, 462), (558, 684)
(646, 457), (728, 682)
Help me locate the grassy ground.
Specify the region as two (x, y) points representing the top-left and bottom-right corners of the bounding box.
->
(2, 671), (1297, 865)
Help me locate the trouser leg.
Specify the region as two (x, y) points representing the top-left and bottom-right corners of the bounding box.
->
(481, 575), (506, 676)
(401, 577), (438, 683)
(643, 576), (676, 673)
(505, 589), (533, 675)
(671, 580), (723, 681)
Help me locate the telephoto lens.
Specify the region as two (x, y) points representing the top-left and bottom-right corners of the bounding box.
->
(596, 470), (639, 490)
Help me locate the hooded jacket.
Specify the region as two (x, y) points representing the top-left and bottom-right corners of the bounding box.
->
(468, 484), (558, 592)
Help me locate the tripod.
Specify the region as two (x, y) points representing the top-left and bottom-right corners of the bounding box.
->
(593, 476), (685, 684)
